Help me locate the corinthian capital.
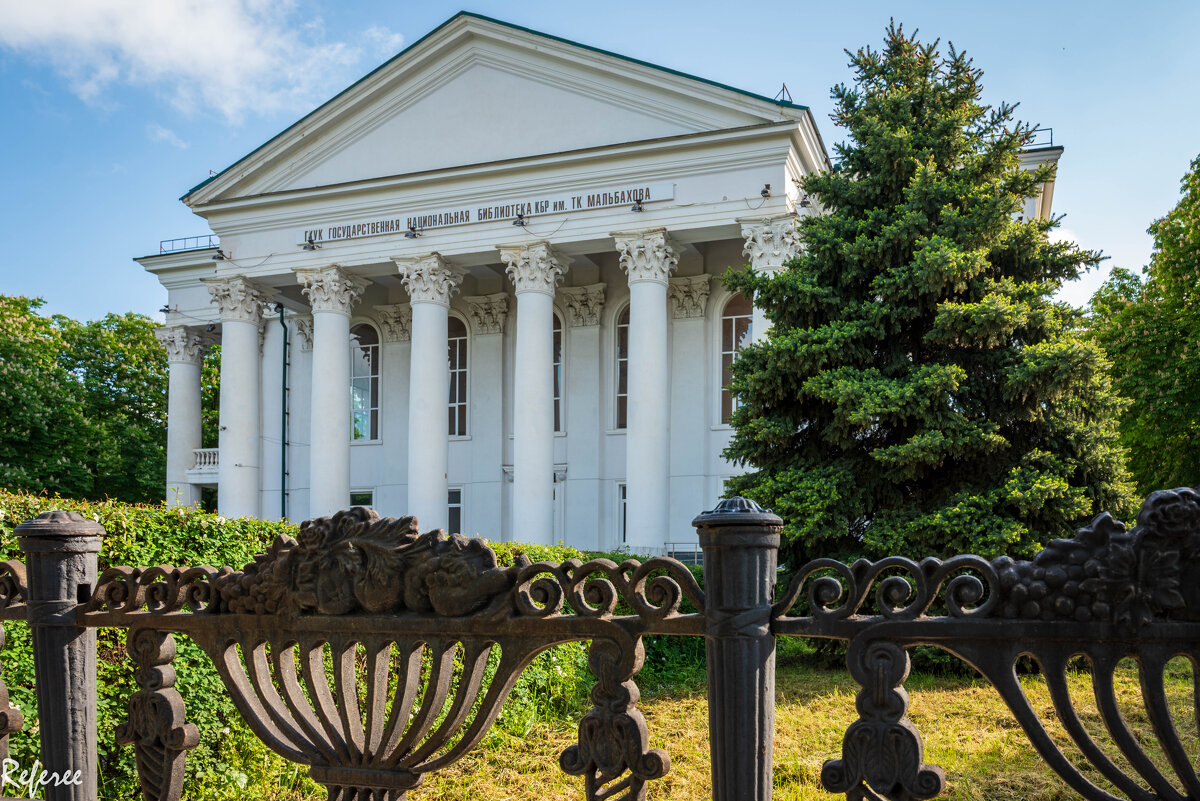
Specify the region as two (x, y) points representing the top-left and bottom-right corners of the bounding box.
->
(667, 275), (711, 319)
(374, 304), (412, 342)
(499, 241), (567, 296)
(295, 266), (369, 315)
(293, 315), (314, 351)
(740, 214), (801, 272)
(394, 253), (463, 307)
(613, 228), (678, 286)
(155, 326), (206, 365)
(464, 293), (509, 334)
(202, 276), (272, 324)
(559, 284), (606, 327)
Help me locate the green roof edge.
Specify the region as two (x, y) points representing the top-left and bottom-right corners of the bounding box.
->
(182, 9), (807, 201)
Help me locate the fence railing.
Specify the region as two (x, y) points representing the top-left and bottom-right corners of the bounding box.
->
(189, 448), (219, 471)
(159, 235), (219, 254)
(1, 488), (1198, 801)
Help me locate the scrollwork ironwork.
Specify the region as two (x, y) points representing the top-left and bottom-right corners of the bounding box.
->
(116, 628), (199, 801)
(0, 561), (26, 611)
(821, 640), (944, 801)
(512, 557), (704, 622)
(992, 487), (1200, 628)
(560, 637), (669, 801)
(773, 554), (999, 622)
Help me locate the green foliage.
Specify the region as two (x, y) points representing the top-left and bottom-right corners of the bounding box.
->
(0, 492), (708, 799)
(1088, 154), (1200, 493)
(0, 297), (91, 497)
(0, 297), (206, 505)
(59, 312), (169, 504)
(0, 490), (295, 800)
(724, 24), (1134, 565)
(202, 345), (221, 450)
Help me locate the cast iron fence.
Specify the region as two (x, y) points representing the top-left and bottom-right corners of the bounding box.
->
(0, 488), (1198, 801)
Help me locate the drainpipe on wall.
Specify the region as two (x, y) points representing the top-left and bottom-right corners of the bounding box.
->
(277, 304), (290, 520)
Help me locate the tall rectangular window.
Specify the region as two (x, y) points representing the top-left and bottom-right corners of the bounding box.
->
(351, 324), (380, 440)
(553, 313), (563, 432)
(448, 488), (462, 534)
(615, 307), (629, 429)
(721, 295), (753, 424)
(448, 317), (468, 436)
(617, 482), (627, 545)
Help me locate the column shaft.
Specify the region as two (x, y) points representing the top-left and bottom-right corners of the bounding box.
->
(502, 242), (566, 547)
(298, 266), (368, 519)
(166, 359), (202, 506)
(158, 326), (205, 508)
(408, 301), (449, 529)
(626, 280), (671, 550)
(309, 310), (351, 516)
(512, 290), (555, 544)
(614, 229), (677, 553)
(217, 318), (261, 519)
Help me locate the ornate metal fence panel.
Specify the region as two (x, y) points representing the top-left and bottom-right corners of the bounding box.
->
(0, 489), (1197, 801)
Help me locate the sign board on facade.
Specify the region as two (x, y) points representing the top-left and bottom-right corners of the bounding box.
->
(297, 182), (674, 245)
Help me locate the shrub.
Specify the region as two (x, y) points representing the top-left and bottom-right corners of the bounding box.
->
(0, 492), (705, 798)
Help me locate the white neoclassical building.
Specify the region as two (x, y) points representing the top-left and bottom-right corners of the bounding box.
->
(141, 13), (1061, 554)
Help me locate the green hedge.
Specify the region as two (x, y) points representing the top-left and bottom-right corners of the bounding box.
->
(0, 492), (710, 799)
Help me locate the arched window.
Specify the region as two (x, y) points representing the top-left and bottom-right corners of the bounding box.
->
(350, 323), (380, 441)
(721, 294), (753, 424)
(448, 316), (468, 436)
(553, 312), (563, 433)
(615, 305), (630, 429)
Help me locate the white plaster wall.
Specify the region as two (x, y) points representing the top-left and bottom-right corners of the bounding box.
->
(287, 332), (312, 521)
(377, 335), (410, 519)
(260, 319), (285, 519)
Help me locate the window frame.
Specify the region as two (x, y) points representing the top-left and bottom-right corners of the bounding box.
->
(349, 321), (382, 443)
(553, 311), (564, 433)
(447, 313), (470, 438)
(614, 304), (630, 430)
(718, 293), (753, 426)
(447, 486), (464, 535)
(616, 481), (628, 547)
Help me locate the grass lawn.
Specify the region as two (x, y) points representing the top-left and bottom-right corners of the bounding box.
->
(409, 656), (1197, 801)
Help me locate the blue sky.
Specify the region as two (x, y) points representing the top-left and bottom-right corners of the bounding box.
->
(2, 0), (1197, 322)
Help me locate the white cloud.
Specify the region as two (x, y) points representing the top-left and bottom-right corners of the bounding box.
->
(146, 123), (188, 149)
(0, 0), (374, 121)
(363, 25), (405, 59)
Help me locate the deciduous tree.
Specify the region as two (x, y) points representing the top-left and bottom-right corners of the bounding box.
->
(1089, 154), (1200, 493)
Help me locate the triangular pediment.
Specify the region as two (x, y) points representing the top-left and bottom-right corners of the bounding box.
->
(187, 13), (805, 204)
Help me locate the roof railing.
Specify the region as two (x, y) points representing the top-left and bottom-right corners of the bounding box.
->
(1026, 126), (1054, 147)
(159, 234), (219, 254)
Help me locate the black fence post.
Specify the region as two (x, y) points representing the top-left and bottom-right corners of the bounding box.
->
(16, 511), (103, 801)
(693, 497), (783, 801)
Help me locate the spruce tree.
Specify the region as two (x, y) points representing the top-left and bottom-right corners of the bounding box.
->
(725, 24), (1134, 564)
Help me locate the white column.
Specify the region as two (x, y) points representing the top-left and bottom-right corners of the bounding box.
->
(289, 315), (314, 518)
(375, 304), (412, 516)
(614, 229), (678, 552)
(296, 266), (368, 519)
(156, 325), (206, 507)
(396, 253), (462, 532)
(740, 215), (801, 343)
(560, 284), (606, 549)
(501, 242), (567, 546)
(667, 276), (712, 545)
(464, 293), (508, 538)
(203, 276), (271, 519)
